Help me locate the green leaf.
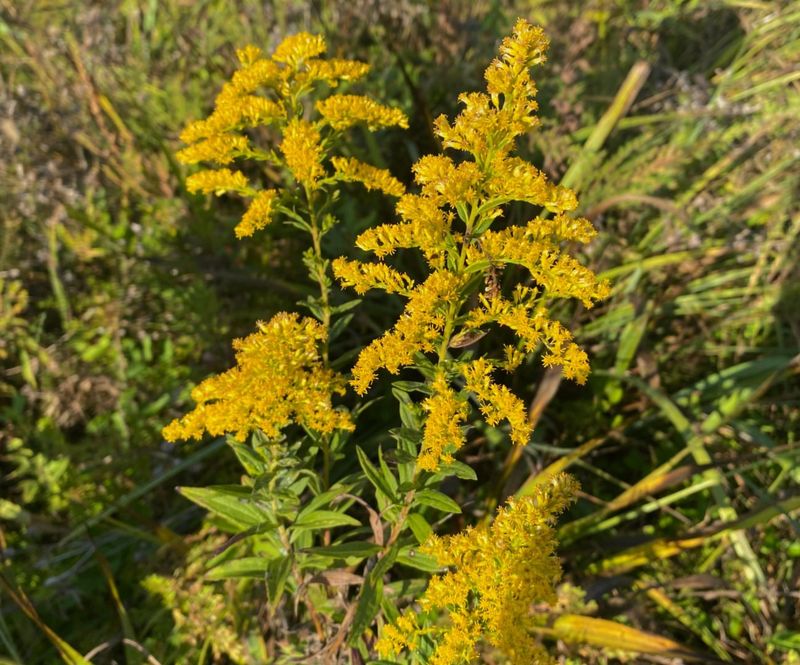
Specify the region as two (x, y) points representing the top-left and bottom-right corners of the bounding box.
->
(407, 513), (433, 544)
(370, 545), (399, 581)
(348, 577), (383, 647)
(304, 542), (382, 560)
(294, 510), (361, 530)
(357, 446), (396, 500)
(227, 442), (266, 476)
(330, 298), (362, 314)
(207, 556), (278, 580)
(378, 447), (399, 495)
(769, 631), (800, 651)
(415, 489), (461, 514)
(436, 460), (477, 481)
(390, 381), (430, 394)
(396, 546), (441, 572)
(266, 556), (293, 607)
(329, 312), (355, 341)
(177, 485), (274, 530)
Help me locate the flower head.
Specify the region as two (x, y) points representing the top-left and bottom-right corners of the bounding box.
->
(337, 18), (608, 434)
(162, 313), (352, 443)
(377, 474), (579, 665)
(177, 32), (407, 237)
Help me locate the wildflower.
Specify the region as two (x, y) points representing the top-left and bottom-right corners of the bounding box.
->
(162, 313), (352, 443)
(317, 94), (409, 131)
(331, 157), (405, 197)
(377, 474), (578, 665)
(177, 31), (407, 237)
(303, 59), (371, 85)
(176, 134), (250, 165)
(271, 32), (326, 67)
(236, 190), (279, 238)
(338, 17), (608, 412)
(356, 194), (452, 266)
(185, 169), (250, 196)
(462, 358), (531, 446)
(418, 374), (470, 471)
(280, 118), (324, 188)
(348, 270), (464, 395)
(332, 258), (415, 295)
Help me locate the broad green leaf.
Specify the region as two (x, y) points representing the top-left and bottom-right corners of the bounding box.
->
(304, 542), (382, 560)
(378, 447), (399, 495)
(294, 510), (361, 530)
(178, 485), (274, 530)
(227, 442), (265, 476)
(435, 460), (477, 481)
(356, 446), (396, 500)
(414, 489), (461, 514)
(407, 513), (433, 544)
(348, 577), (383, 647)
(396, 546), (441, 572)
(266, 556), (293, 607)
(207, 556), (278, 580)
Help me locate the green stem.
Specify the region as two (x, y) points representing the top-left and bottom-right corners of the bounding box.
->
(303, 185), (334, 490)
(304, 185), (332, 354)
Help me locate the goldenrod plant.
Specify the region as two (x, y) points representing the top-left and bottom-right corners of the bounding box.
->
(4, 4), (797, 664)
(159, 20), (613, 663)
(156, 20), (609, 665)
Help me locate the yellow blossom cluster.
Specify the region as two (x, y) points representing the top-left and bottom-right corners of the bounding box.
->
(317, 94), (410, 131)
(332, 258), (415, 296)
(335, 18), (609, 467)
(186, 169), (250, 196)
(418, 374), (470, 471)
(376, 473), (578, 665)
(237, 190), (279, 239)
(162, 313), (352, 443)
(462, 359), (531, 446)
(345, 270), (464, 396)
(331, 157), (405, 197)
(177, 31), (407, 237)
(280, 118), (324, 188)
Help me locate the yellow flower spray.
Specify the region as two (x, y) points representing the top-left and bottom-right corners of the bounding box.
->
(161, 20), (604, 664)
(377, 474), (579, 665)
(164, 31), (407, 451)
(335, 18), (609, 472)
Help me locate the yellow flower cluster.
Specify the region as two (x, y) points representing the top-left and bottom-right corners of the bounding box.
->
(331, 157), (405, 197)
(376, 473), (578, 665)
(280, 118), (324, 188)
(237, 190), (279, 239)
(177, 31), (407, 237)
(462, 359), (531, 446)
(356, 194), (453, 266)
(335, 18), (609, 466)
(418, 374), (470, 471)
(317, 94), (410, 131)
(347, 270), (464, 396)
(332, 258), (415, 296)
(162, 313), (352, 443)
(186, 169), (250, 196)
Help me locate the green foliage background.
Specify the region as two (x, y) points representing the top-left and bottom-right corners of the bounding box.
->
(1, 0), (798, 663)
